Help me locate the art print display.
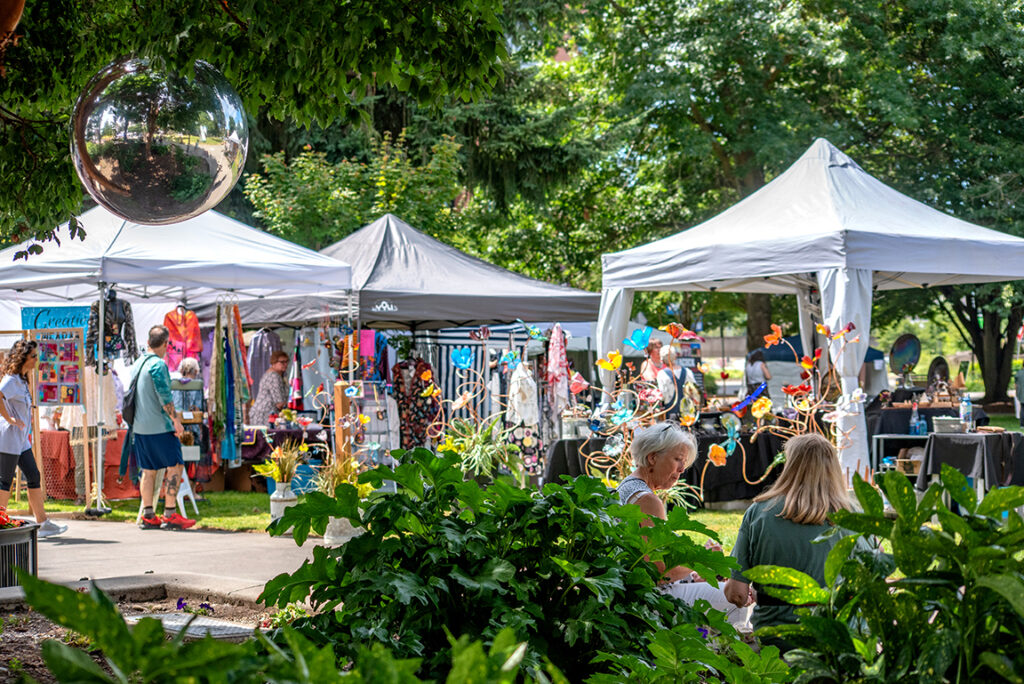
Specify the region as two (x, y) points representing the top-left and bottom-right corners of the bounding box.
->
(31, 329), (85, 407)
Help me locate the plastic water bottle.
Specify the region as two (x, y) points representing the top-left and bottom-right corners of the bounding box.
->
(910, 402), (920, 435)
(960, 394), (973, 431)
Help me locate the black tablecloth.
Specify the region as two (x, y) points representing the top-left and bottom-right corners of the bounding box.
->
(915, 432), (1024, 491)
(866, 406), (988, 439)
(239, 427), (332, 462)
(688, 432), (785, 502)
(543, 431), (785, 503)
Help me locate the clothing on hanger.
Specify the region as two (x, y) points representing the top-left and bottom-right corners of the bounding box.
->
(247, 328), (282, 393)
(506, 362), (539, 426)
(545, 324), (570, 419)
(163, 305), (203, 373)
(391, 358), (440, 449)
(86, 292), (138, 365)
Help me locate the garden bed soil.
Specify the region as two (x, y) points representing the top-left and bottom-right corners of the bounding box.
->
(0, 595), (265, 683)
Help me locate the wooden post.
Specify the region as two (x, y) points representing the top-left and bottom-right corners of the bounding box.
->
(81, 411), (91, 506)
(334, 381), (351, 462)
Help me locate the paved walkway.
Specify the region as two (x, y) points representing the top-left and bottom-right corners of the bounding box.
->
(34, 519), (315, 585)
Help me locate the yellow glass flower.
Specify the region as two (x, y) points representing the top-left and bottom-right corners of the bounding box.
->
(752, 397), (772, 419)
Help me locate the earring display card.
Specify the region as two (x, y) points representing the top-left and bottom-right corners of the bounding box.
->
(38, 384), (59, 403)
(38, 362), (58, 383)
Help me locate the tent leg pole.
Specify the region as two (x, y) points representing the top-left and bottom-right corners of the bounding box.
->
(89, 282), (110, 516)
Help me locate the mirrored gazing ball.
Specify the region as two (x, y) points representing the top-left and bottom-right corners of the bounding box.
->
(71, 58), (248, 225)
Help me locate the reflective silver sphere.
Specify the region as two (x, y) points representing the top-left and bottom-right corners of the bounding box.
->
(71, 58), (248, 225)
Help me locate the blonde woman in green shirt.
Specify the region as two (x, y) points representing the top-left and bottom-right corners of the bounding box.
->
(724, 433), (855, 636)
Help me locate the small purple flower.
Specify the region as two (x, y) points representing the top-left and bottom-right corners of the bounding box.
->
(199, 602), (214, 613)
(176, 598), (188, 611)
(697, 627), (709, 639)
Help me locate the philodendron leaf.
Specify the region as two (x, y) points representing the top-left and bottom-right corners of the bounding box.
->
(830, 510), (893, 538)
(18, 572), (135, 666)
(977, 574), (1024, 619)
(977, 485), (1024, 518)
(979, 652), (1024, 683)
(852, 472), (883, 518)
(915, 627), (959, 684)
(879, 470), (917, 519)
(744, 566), (830, 605)
(823, 534), (859, 587)
(40, 640), (114, 684)
(940, 463), (977, 513)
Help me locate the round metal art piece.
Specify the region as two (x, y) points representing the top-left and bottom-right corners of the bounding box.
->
(889, 333), (922, 375)
(71, 58), (248, 225)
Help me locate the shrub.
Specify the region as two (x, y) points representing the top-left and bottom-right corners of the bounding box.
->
(748, 466), (1024, 682)
(17, 571), (545, 683)
(261, 448), (783, 681)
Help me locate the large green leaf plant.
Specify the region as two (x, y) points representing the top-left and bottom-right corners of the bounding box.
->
(262, 448), (789, 681)
(748, 466), (1024, 683)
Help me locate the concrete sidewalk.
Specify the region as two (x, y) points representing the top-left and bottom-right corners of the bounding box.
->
(35, 519), (316, 584)
(0, 519), (318, 607)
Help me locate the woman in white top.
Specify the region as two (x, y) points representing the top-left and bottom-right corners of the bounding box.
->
(744, 350), (772, 395)
(615, 423), (750, 629)
(656, 346), (697, 418)
(0, 340), (67, 538)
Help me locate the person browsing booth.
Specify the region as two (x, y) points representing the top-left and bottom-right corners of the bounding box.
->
(130, 325), (195, 530)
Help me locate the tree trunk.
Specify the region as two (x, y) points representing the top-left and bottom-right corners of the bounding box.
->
(938, 287), (1020, 404)
(745, 293), (772, 352)
(738, 165), (769, 352)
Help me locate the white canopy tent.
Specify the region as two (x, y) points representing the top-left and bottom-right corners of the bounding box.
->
(0, 204), (352, 510)
(599, 138), (1024, 475)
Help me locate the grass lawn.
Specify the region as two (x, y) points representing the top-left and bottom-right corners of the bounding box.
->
(36, 491), (274, 532)
(689, 509), (745, 553)
(985, 413), (1022, 432)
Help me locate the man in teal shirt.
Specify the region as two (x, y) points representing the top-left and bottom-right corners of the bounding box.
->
(130, 325), (195, 530)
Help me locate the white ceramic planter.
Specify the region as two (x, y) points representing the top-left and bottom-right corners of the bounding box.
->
(323, 515), (363, 546)
(269, 482), (298, 520)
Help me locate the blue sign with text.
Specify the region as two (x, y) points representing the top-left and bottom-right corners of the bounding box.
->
(20, 306), (91, 331)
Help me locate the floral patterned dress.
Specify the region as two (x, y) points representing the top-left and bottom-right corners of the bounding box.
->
(391, 359), (441, 449)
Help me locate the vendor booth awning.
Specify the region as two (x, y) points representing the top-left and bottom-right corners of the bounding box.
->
(598, 138), (1024, 475)
(0, 204), (352, 304)
(224, 213), (600, 329)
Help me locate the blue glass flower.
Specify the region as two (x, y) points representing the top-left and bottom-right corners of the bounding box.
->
(450, 346), (474, 370)
(622, 326), (653, 352)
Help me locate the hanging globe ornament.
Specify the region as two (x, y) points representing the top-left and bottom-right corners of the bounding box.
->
(70, 58), (248, 225)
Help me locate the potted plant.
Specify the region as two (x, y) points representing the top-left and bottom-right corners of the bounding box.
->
(252, 440), (304, 520)
(0, 506), (38, 588)
(314, 455), (373, 546)
(439, 414), (524, 486)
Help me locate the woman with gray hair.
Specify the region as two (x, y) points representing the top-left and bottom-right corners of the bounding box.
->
(616, 422), (750, 629)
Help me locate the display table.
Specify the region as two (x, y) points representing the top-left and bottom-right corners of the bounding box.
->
(38, 429), (139, 500)
(543, 431), (785, 504)
(915, 432), (1024, 492)
(239, 426), (332, 462)
(866, 406), (988, 439)
(870, 434), (929, 470)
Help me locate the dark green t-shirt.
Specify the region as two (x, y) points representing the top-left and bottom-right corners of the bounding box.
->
(731, 496), (852, 630)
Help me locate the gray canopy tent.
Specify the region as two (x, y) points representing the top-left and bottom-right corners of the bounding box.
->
(222, 213), (600, 329)
(598, 138), (1024, 475)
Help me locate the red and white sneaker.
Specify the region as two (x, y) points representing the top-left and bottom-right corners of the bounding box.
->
(160, 512), (196, 530)
(139, 514), (163, 530)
